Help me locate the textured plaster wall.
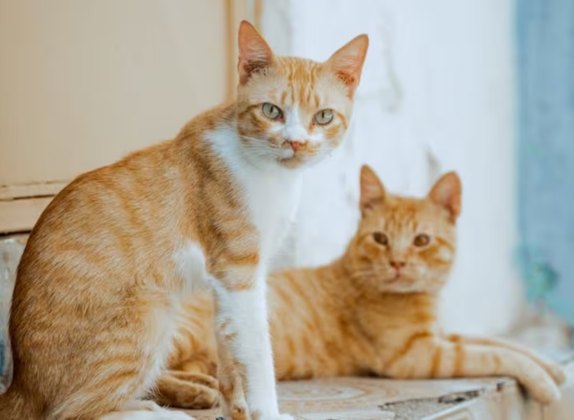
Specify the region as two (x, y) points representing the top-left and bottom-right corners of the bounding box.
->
(263, 0), (524, 335)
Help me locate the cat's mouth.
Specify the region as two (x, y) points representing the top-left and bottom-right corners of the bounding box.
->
(277, 146), (314, 168)
(385, 273), (414, 284)
(277, 142), (326, 168)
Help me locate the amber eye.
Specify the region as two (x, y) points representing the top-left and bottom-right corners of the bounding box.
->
(314, 109), (334, 125)
(414, 234), (431, 247)
(373, 232), (389, 246)
(262, 103), (283, 120)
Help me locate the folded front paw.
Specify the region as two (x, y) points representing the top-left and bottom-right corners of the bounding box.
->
(547, 362), (566, 385)
(529, 377), (561, 405)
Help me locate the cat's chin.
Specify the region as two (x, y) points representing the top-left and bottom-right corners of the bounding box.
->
(277, 151), (328, 169)
(278, 156), (309, 169)
(380, 276), (425, 293)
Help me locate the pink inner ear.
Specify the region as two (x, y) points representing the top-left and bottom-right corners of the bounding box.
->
(239, 59), (269, 84)
(238, 21), (273, 84)
(335, 70), (357, 88)
(360, 166), (385, 212)
(327, 34), (369, 92)
(429, 172), (462, 221)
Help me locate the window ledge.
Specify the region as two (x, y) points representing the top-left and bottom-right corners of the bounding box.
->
(187, 359), (574, 419)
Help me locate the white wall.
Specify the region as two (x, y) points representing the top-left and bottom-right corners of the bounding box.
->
(263, 0), (524, 335)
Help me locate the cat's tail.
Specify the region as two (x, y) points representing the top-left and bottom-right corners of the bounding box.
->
(0, 385), (41, 420)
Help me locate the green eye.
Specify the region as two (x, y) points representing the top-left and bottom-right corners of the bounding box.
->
(373, 232), (389, 246)
(314, 109), (334, 125)
(414, 234), (431, 247)
(262, 103), (283, 120)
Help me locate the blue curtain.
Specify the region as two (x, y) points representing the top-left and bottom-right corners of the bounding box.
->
(517, 0), (574, 323)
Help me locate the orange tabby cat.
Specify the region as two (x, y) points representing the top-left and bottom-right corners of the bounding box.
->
(154, 166), (564, 409)
(0, 22), (368, 420)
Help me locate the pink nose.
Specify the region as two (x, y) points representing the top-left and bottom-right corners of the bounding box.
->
(287, 140), (306, 152)
(390, 261), (406, 270)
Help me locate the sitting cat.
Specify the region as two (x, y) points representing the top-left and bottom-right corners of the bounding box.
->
(155, 165), (564, 409)
(0, 22), (368, 420)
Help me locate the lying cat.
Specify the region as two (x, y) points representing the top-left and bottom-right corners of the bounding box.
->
(155, 165), (564, 409)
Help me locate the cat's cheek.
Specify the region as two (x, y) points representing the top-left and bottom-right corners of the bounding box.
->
(268, 123), (286, 135)
(324, 122), (344, 140)
(238, 111), (276, 140)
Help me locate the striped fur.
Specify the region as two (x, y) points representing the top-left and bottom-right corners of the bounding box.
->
(155, 166), (564, 409)
(0, 21), (368, 420)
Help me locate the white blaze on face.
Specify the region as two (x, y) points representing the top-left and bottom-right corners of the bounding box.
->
(269, 106), (325, 145)
(282, 107), (308, 142)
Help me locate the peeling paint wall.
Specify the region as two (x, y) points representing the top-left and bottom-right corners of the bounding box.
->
(263, 0), (523, 334)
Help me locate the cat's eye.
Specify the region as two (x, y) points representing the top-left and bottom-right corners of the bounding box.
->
(414, 234), (431, 247)
(373, 232), (389, 246)
(261, 103), (283, 120)
(314, 109), (334, 125)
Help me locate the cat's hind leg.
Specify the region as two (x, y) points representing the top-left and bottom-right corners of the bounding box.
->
(42, 303), (181, 420)
(155, 370), (220, 409)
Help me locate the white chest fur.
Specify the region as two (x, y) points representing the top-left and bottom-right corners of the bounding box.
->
(207, 124), (303, 260)
(241, 165), (302, 258)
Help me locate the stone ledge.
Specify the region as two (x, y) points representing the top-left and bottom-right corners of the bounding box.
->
(185, 360), (574, 419)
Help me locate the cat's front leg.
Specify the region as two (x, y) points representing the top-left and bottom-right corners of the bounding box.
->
(382, 335), (561, 404)
(443, 333), (565, 384)
(211, 265), (291, 420)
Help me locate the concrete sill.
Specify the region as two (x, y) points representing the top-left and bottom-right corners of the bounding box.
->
(186, 359), (574, 419)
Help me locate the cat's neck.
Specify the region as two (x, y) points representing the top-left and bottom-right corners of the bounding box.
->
(202, 102), (304, 259)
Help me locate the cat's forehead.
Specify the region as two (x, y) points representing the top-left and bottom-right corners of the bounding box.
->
(364, 197), (443, 234)
(242, 57), (349, 111)
(275, 56), (324, 85)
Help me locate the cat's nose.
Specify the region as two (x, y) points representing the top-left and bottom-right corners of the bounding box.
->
(390, 261), (406, 270)
(286, 140), (307, 152)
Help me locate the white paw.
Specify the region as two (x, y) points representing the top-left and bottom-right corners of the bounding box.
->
(139, 402), (194, 419)
(531, 379), (561, 405)
(144, 407), (194, 420)
(131, 401), (163, 411)
(159, 410), (194, 420)
(99, 406), (194, 420)
(548, 363), (567, 385)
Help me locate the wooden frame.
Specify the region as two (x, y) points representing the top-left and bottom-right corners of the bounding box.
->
(0, 1), (256, 234)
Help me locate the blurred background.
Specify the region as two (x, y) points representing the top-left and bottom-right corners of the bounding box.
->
(0, 0), (573, 382)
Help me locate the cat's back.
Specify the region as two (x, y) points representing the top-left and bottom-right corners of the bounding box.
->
(23, 140), (180, 254)
(12, 105), (237, 309)
(12, 141), (179, 311)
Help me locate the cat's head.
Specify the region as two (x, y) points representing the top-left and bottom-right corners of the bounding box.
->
(347, 165), (462, 294)
(235, 21), (368, 169)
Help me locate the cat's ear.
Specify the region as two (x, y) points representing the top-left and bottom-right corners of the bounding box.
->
(360, 165), (386, 214)
(429, 172), (462, 222)
(238, 20), (274, 84)
(326, 34), (369, 95)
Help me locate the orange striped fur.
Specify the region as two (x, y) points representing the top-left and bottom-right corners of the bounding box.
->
(156, 166), (564, 409)
(0, 22), (368, 420)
